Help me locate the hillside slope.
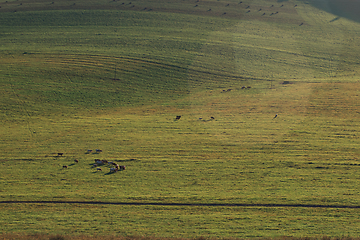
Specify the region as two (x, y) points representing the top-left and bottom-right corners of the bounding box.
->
(0, 0), (360, 238)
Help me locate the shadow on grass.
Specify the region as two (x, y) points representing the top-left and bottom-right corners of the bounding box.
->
(12, 159), (34, 161)
(310, 0), (360, 23)
(114, 158), (137, 163)
(89, 170), (121, 175)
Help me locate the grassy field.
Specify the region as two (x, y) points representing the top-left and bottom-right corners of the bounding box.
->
(0, 0), (360, 238)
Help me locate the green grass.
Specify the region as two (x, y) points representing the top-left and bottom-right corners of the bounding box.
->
(1, 204), (360, 237)
(0, 0), (360, 238)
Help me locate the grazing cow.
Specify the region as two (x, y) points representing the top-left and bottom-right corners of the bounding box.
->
(96, 149), (102, 153)
(57, 153), (63, 157)
(95, 159), (107, 165)
(110, 168), (117, 173)
(246, 10), (250, 13)
(210, 117), (215, 120)
(63, 165), (68, 169)
(274, 114), (278, 119)
(97, 168), (102, 171)
(299, 22), (303, 26)
(87, 149), (92, 153)
(241, 86), (246, 89)
(74, 159), (79, 163)
(247, 86), (251, 89)
(246, 6), (249, 9)
(294, 5), (297, 7)
(175, 115), (181, 120)
(93, 164), (97, 167)
(119, 165), (126, 170)
(262, 13), (265, 15)
(239, 1), (242, 4)
(280, 4), (284, 7)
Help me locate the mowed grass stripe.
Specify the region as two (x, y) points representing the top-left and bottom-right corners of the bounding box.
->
(39, 53), (250, 81)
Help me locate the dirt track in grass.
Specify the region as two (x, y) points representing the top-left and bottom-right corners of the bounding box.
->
(1, 200), (359, 209)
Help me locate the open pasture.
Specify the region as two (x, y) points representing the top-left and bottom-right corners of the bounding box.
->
(1, 203), (360, 237)
(0, 0), (360, 238)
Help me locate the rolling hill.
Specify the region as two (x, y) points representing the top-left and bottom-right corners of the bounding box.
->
(0, 0), (360, 238)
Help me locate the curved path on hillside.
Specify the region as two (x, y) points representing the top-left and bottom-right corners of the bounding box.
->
(1, 200), (359, 209)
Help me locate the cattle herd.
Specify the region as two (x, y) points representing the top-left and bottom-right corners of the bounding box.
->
(93, 159), (126, 173)
(59, 151), (126, 174)
(106, 0), (301, 26)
